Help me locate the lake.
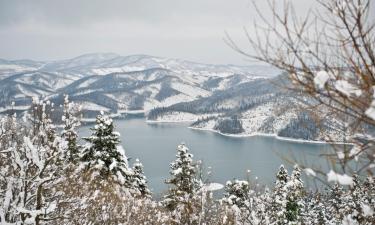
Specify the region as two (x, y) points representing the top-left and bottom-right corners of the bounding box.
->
(79, 118), (332, 195)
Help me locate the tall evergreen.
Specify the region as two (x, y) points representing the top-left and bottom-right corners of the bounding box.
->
(81, 112), (132, 185)
(270, 164), (290, 224)
(163, 143), (202, 209)
(328, 183), (345, 223)
(131, 159), (151, 197)
(285, 165), (304, 222)
(222, 179), (251, 209)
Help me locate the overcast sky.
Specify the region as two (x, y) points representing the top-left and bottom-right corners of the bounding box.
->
(0, 0), (372, 64)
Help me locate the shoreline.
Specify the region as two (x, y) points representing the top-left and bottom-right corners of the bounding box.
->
(188, 126), (351, 145)
(146, 119), (196, 124)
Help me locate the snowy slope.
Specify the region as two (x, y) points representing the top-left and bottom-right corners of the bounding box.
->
(148, 74), (349, 142)
(0, 59), (45, 80)
(0, 53), (280, 122)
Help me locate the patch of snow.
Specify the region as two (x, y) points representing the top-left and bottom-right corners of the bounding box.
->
(365, 87), (375, 120)
(304, 168), (316, 177)
(172, 168), (182, 175)
(361, 203), (374, 216)
(159, 93), (195, 107)
(202, 183), (224, 192)
(72, 89), (96, 96)
(337, 151), (345, 159)
(314, 71), (333, 89)
(342, 215), (359, 225)
(327, 170), (353, 185)
(241, 103), (275, 133)
(334, 80), (362, 97)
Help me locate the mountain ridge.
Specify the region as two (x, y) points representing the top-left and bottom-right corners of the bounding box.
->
(0, 53), (347, 142)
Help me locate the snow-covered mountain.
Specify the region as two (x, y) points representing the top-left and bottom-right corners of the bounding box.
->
(147, 75), (349, 142)
(0, 53), (352, 141)
(0, 53), (352, 140)
(0, 53), (279, 115)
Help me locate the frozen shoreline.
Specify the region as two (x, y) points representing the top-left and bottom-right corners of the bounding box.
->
(146, 119), (196, 123)
(146, 118), (343, 144)
(188, 126), (351, 145)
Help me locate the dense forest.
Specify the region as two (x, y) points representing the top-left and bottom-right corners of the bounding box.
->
(278, 112), (320, 140)
(214, 115), (244, 134)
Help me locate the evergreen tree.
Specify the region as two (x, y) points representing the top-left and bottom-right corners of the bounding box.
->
(81, 112), (132, 186)
(276, 164), (289, 184)
(328, 183), (345, 223)
(285, 165), (304, 223)
(270, 164), (289, 224)
(345, 174), (370, 223)
(163, 143), (202, 224)
(131, 158), (151, 197)
(304, 192), (329, 225)
(222, 179), (250, 209)
(164, 143), (202, 207)
(253, 187), (272, 224)
(222, 179), (253, 224)
(61, 95), (81, 162)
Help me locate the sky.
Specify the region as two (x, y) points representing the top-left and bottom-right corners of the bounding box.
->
(0, 0), (372, 65)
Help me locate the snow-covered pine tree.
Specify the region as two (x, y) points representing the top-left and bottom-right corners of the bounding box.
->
(163, 143), (202, 224)
(343, 174), (375, 224)
(164, 143), (202, 207)
(303, 192), (328, 225)
(61, 94), (81, 162)
(222, 179), (250, 209)
(61, 112), (136, 224)
(251, 187), (272, 224)
(81, 111), (132, 186)
(361, 176), (375, 223)
(327, 183), (345, 223)
(221, 179), (252, 224)
(270, 164), (289, 224)
(276, 164), (289, 185)
(285, 165), (304, 223)
(131, 158), (151, 197)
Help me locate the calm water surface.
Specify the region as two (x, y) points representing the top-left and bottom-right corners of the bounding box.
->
(79, 118), (331, 195)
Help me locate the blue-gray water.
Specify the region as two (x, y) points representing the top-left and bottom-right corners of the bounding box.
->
(79, 118), (331, 195)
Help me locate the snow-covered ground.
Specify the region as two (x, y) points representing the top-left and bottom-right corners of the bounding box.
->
(189, 125), (350, 145)
(146, 112), (217, 123)
(79, 102), (111, 112)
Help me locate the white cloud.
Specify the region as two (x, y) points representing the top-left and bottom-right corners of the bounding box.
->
(0, 0), (318, 64)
